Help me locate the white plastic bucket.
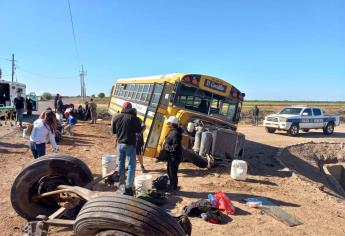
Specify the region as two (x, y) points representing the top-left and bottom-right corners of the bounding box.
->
(102, 154), (116, 178)
(230, 160), (248, 181)
(134, 174), (152, 195)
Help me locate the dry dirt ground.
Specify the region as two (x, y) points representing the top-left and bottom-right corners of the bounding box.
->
(1, 110), (345, 235)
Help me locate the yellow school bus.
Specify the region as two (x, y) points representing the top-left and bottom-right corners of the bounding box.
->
(108, 73), (245, 163)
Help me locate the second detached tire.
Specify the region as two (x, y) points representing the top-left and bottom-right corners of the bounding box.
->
(74, 195), (185, 236)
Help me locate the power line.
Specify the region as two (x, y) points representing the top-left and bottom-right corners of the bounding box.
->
(67, 0), (79, 61)
(17, 66), (78, 80)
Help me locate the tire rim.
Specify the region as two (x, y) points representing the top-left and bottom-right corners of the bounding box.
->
(327, 125), (334, 133)
(291, 126), (298, 135)
(33, 176), (72, 207)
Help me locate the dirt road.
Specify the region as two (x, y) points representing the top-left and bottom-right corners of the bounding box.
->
(1, 117), (345, 235)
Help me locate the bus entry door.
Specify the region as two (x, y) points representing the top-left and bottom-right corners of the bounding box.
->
(143, 82), (173, 157)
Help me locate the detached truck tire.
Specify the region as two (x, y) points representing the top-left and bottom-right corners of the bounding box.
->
(11, 154), (93, 220)
(74, 195), (185, 236)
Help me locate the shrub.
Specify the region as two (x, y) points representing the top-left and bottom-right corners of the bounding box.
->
(98, 92), (105, 99)
(41, 92), (53, 100)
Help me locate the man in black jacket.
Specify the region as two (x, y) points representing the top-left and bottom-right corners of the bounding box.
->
(112, 102), (142, 195)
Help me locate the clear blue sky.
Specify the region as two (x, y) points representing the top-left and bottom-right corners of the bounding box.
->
(0, 0), (344, 100)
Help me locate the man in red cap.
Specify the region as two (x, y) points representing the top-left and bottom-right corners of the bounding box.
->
(111, 102), (142, 196)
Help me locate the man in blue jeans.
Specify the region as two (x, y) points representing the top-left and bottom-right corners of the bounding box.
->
(111, 102), (142, 196)
(13, 90), (25, 127)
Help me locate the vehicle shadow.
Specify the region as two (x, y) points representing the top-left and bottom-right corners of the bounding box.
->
(23, 114), (39, 124)
(59, 135), (93, 147)
(74, 133), (108, 139)
(0, 141), (28, 149)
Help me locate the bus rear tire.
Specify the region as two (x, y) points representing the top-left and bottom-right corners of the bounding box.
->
(265, 127), (276, 133)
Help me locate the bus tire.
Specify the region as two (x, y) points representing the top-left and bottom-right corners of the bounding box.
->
(302, 129), (309, 132)
(288, 124), (299, 136)
(182, 149), (208, 168)
(11, 153), (93, 220)
(323, 122), (334, 135)
(265, 127), (276, 133)
(74, 195), (185, 236)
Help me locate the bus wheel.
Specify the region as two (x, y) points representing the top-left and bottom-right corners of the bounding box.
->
(265, 127), (276, 133)
(11, 154), (93, 220)
(74, 195), (185, 236)
(323, 122), (334, 135)
(182, 149), (208, 168)
(288, 124), (299, 136)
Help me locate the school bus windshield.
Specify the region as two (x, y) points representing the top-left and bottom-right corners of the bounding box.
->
(173, 84), (238, 122)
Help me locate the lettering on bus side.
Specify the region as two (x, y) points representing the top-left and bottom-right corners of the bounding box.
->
(204, 79), (227, 93)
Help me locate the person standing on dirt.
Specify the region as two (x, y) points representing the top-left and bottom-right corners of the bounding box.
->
(57, 96), (64, 114)
(89, 98), (97, 124)
(30, 110), (58, 158)
(111, 102), (142, 196)
(133, 109), (147, 173)
(54, 93), (60, 112)
(84, 101), (91, 121)
(252, 105), (260, 126)
(13, 90), (25, 128)
(26, 96), (33, 116)
(163, 116), (183, 192)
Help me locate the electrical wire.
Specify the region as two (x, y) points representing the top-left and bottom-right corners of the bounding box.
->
(67, 0), (79, 61)
(17, 66), (78, 80)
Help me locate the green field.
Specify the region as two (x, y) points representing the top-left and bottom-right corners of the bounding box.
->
(243, 100), (345, 107)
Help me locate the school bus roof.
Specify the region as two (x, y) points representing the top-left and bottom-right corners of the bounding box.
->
(115, 73), (233, 88)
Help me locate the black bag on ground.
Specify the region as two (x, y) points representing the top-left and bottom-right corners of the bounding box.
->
(184, 199), (213, 217)
(183, 199), (223, 223)
(137, 190), (167, 206)
(152, 175), (169, 191)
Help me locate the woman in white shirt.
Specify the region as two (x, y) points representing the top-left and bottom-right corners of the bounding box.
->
(30, 110), (58, 158)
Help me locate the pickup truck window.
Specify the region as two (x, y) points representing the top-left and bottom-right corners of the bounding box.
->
(279, 108), (302, 115)
(303, 108), (312, 116)
(313, 108), (321, 116)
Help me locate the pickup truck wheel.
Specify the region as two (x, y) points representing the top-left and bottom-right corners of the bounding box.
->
(74, 195), (185, 236)
(323, 122), (334, 135)
(11, 154), (93, 220)
(265, 127), (276, 133)
(288, 124), (299, 136)
(302, 129), (309, 132)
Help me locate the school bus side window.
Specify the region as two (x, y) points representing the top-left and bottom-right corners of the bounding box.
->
(114, 85), (119, 96)
(132, 84), (138, 99)
(128, 84), (134, 98)
(151, 84), (163, 106)
(136, 85), (143, 100)
(147, 84), (154, 101)
(141, 85), (149, 101)
(118, 85), (122, 97)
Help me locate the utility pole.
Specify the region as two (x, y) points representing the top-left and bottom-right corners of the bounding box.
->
(80, 65), (87, 99)
(11, 53), (15, 82)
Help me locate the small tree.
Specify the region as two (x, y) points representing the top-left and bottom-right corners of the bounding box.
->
(41, 92), (53, 100)
(98, 92), (105, 99)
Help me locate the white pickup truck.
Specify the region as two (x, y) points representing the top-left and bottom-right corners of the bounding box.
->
(263, 106), (341, 136)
